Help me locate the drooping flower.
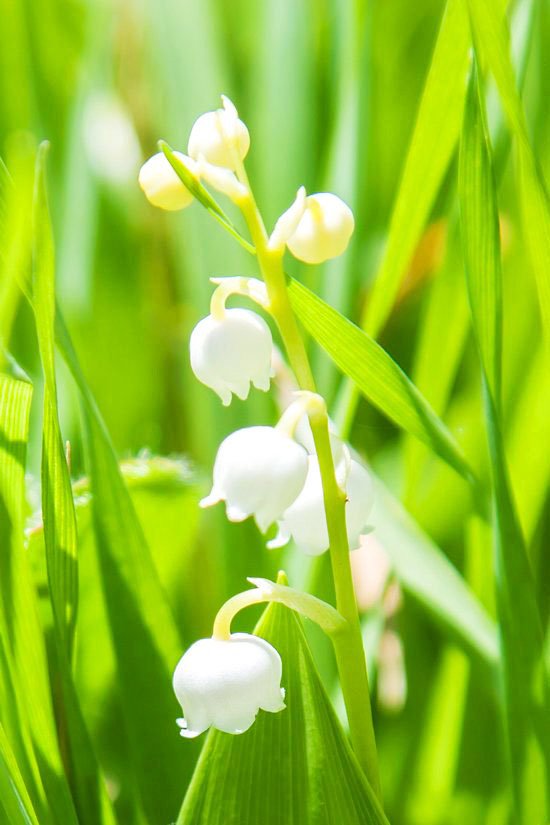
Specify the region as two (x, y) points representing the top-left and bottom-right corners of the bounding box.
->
(188, 95), (250, 171)
(138, 151), (196, 211)
(284, 192), (354, 264)
(200, 425), (308, 532)
(190, 308), (273, 405)
(173, 633), (285, 738)
(268, 456), (373, 556)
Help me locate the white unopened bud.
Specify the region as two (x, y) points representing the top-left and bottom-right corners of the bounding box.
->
(200, 426), (308, 532)
(173, 633), (285, 737)
(138, 151), (196, 211)
(268, 457), (373, 556)
(286, 193), (354, 264)
(190, 308), (273, 405)
(188, 95), (250, 170)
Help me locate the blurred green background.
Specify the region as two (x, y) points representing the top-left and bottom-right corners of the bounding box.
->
(2, 0), (549, 823)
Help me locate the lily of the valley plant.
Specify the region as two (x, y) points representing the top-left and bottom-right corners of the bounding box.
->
(140, 95), (380, 797)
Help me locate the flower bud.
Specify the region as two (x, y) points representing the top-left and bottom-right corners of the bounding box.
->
(268, 457), (373, 556)
(173, 633), (285, 737)
(138, 151), (195, 211)
(200, 426), (308, 532)
(190, 308), (273, 405)
(286, 193), (354, 264)
(188, 95), (250, 170)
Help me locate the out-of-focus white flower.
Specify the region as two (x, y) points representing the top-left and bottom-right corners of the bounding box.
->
(268, 457), (373, 556)
(173, 633), (285, 737)
(190, 307), (273, 405)
(188, 95), (250, 170)
(83, 91), (141, 185)
(200, 425), (308, 532)
(138, 151), (196, 211)
(285, 192), (354, 264)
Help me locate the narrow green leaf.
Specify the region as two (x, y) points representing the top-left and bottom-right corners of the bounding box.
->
(288, 276), (477, 487)
(458, 75), (502, 404)
(459, 67), (550, 824)
(465, 0), (550, 340)
(159, 140), (256, 255)
(361, 0), (470, 339)
(55, 311), (198, 825)
(178, 599), (389, 825)
(0, 723), (40, 825)
(31, 143), (118, 825)
(0, 371), (78, 825)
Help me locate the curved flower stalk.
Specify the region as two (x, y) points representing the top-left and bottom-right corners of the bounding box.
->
(173, 633), (285, 737)
(200, 425), (308, 532)
(138, 151), (196, 211)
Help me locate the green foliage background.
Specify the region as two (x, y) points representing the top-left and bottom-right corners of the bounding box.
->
(0, 0), (549, 823)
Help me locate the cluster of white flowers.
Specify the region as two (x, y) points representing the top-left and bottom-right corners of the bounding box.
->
(140, 96), (373, 740)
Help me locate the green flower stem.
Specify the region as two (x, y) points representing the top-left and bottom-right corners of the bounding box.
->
(237, 187), (381, 799)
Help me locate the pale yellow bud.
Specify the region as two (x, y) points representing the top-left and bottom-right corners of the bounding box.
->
(138, 151), (195, 211)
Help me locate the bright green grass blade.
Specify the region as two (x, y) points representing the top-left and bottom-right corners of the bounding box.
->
(361, 0), (469, 339)
(31, 144), (119, 825)
(178, 598), (389, 825)
(459, 67), (550, 824)
(370, 476), (498, 668)
(0, 723), (40, 825)
(458, 74), (502, 405)
(55, 311), (198, 825)
(465, 0), (550, 340)
(32, 142), (77, 648)
(287, 276), (477, 487)
(0, 371), (78, 825)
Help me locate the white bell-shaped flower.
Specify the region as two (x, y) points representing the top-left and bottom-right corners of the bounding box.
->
(138, 151), (195, 211)
(190, 308), (273, 405)
(173, 633), (285, 737)
(268, 456), (373, 556)
(188, 95), (250, 170)
(286, 193), (354, 264)
(200, 426), (308, 531)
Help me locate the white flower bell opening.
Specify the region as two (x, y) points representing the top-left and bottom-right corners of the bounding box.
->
(138, 151), (195, 211)
(285, 192), (354, 264)
(188, 95), (250, 171)
(268, 456), (373, 556)
(200, 425), (308, 532)
(190, 308), (273, 405)
(173, 633), (285, 737)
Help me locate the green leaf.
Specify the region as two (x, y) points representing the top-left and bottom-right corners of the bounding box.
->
(55, 311), (198, 825)
(287, 276), (477, 488)
(31, 143), (119, 825)
(159, 140), (255, 255)
(459, 67), (550, 824)
(0, 371), (78, 825)
(465, 0), (550, 341)
(361, 0), (470, 339)
(0, 722), (40, 825)
(178, 599), (389, 825)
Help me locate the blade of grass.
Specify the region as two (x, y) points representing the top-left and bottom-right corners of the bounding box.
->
(287, 276), (478, 489)
(0, 723), (40, 825)
(0, 371), (79, 825)
(459, 65), (550, 824)
(31, 143), (119, 825)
